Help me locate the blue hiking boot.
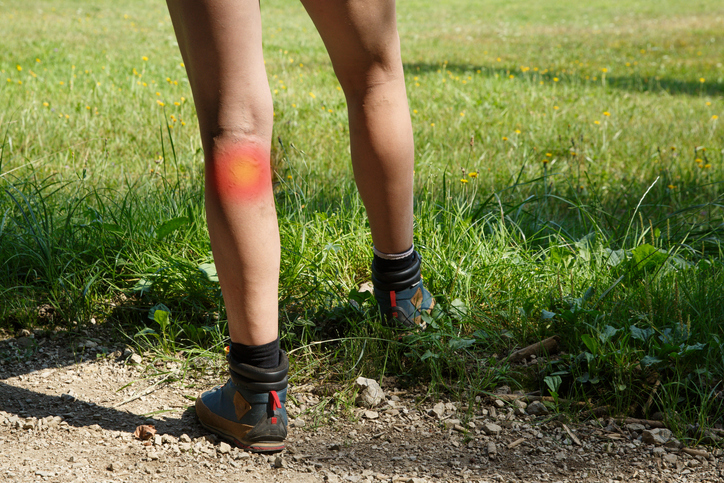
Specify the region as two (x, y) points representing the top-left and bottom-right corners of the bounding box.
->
(195, 350), (288, 453)
(371, 250), (435, 330)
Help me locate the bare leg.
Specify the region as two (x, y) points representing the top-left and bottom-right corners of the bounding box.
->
(167, 0), (278, 346)
(300, 0), (415, 254)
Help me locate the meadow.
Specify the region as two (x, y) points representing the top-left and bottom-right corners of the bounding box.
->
(1, 0), (723, 441)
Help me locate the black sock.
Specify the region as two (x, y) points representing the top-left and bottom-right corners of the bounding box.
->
(230, 338), (280, 369)
(373, 251), (416, 274)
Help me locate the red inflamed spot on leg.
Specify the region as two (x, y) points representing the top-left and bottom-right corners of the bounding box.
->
(209, 145), (271, 202)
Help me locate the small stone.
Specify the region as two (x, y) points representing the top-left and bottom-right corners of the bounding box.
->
(482, 423), (502, 436)
(555, 451), (567, 461)
(179, 433), (191, 443)
(355, 377), (385, 408)
(292, 417), (306, 428)
(363, 410), (379, 419)
(153, 434), (163, 446)
(129, 353), (143, 365)
(652, 447), (666, 456)
(161, 434), (177, 444)
(663, 453), (678, 465)
(218, 442), (231, 454)
(273, 456), (286, 468)
(443, 419), (461, 429)
(178, 442), (191, 452)
(429, 402), (445, 419)
(329, 443), (342, 451)
(84, 340), (98, 348)
(513, 399), (527, 409)
(107, 462), (117, 471)
(642, 428), (672, 446)
(626, 423), (646, 433)
(493, 399), (505, 408)
(487, 442), (497, 458)
(494, 385), (511, 394)
(35, 471), (55, 477)
(664, 438), (683, 450)
(526, 401), (549, 416)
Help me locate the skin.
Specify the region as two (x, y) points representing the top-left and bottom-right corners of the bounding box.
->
(167, 0), (415, 347)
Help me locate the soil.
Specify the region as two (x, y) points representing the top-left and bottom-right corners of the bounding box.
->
(1, 327), (723, 483)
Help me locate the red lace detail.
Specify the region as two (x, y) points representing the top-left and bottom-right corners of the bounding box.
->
(270, 390), (282, 411)
(390, 291), (398, 318)
(271, 417), (278, 424)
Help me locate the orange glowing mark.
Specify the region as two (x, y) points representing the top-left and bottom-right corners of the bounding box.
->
(209, 145), (271, 202)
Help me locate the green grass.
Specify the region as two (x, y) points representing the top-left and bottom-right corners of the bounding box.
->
(2, 0), (724, 443)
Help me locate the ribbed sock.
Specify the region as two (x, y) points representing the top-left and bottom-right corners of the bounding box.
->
(372, 245), (416, 274)
(230, 337), (280, 369)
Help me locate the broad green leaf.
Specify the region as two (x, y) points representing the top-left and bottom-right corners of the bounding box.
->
(541, 310), (556, 320)
(420, 350), (438, 361)
(599, 325), (620, 344)
(630, 325), (654, 342)
(448, 337), (475, 351)
(149, 303), (171, 321)
(581, 334), (598, 354)
(133, 278), (153, 294)
(640, 355), (662, 367)
(631, 243), (668, 272)
(156, 216), (190, 240)
(198, 262), (219, 282)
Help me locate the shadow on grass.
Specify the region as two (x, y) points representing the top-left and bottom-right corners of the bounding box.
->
(404, 62), (724, 97)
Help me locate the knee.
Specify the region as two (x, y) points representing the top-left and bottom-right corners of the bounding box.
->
(333, 43), (405, 102)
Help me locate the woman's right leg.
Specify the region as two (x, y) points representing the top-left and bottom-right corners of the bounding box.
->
(166, 0), (287, 452)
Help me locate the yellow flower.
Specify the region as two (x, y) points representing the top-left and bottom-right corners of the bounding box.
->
(157, 100), (165, 106)
(546, 153), (552, 157)
(174, 101), (180, 106)
(59, 81), (64, 85)
(155, 92), (160, 96)
(700, 78), (706, 83)
(553, 106), (559, 110)
(430, 123), (435, 127)
(142, 56), (148, 61)
(460, 112), (465, 117)
(16, 65), (21, 71)
(542, 159), (549, 164)
(509, 74), (514, 79)
(712, 115), (719, 120)
(413, 109), (418, 114)
(179, 62), (184, 67)
(553, 77), (559, 82)
(42, 102), (49, 107)
(460, 179), (468, 184)
(603, 111), (611, 116)
(601, 68), (608, 73)
(142, 82), (147, 87)
(468, 172), (478, 178)
(706, 101), (711, 106)
(594, 120), (600, 125)
(502, 136), (508, 141)
(86, 105), (90, 110)
(668, 184), (675, 189)
(696, 158), (703, 163)
(309, 92), (315, 98)
(36, 58), (40, 63)
(704, 164), (712, 169)
(515, 129), (521, 134)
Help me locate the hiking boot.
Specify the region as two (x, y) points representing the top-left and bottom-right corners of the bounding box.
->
(195, 350), (288, 453)
(371, 250), (435, 330)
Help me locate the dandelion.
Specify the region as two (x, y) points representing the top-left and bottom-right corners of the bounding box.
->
(546, 153), (552, 157)
(706, 101), (711, 106)
(16, 65), (21, 71)
(553, 106), (559, 110)
(496, 57), (501, 62)
(142, 82), (147, 87)
(695, 158), (703, 164)
(509, 74), (514, 79)
(179, 62), (185, 67)
(36, 58), (40, 63)
(700, 78), (706, 83)
(413, 109), (418, 114)
(553, 77), (559, 82)
(712, 115), (719, 120)
(17, 80), (22, 85)
(668, 184), (676, 190)
(594, 120), (600, 125)
(430, 123), (435, 127)
(59, 81), (64, 85)
(603, 111), (611, 116)
(287, 175), (293, 179)
(601, 68), (608, 73)
(181, 97), (186, 102)
(640, 49), (646, 54)
(155, 92), (160, 96)
(468, 172), (478, 178)
(291, 104), (296, 108)
(43, 102), (49, 107)
(86, 105), (91, 110)
(515, 129), (521, 134)
(157, 100), (165, 106)
(704, 164), (712, 169)
(142, 56), (148, 61)
(174, 101), (180, 106)
(502, 136), (508, 141)
(309, 92), (315, 98)
(460, 178), (468, 184)
(460, 112), (465, 117)
(542, 159), (549, 164)
(5, 78), (10, 83)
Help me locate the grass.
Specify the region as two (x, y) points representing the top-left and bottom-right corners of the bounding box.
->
(1, 0), (724, 443)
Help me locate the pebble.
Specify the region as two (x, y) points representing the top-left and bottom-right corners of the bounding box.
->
(292, 417), (306, 428)
(273, 456), (286, 468)
(179, 434), (191, 443)
(642, 428), (672, 445)
(218, 442), (231, 454)
(363, 410), (379, 419)
(482, 423), (502, 436)
(429, 402), (445, 419)
(662, 453), (678, 465)
(487, 442), (497, 457)
(355, 377), (385, 408)
(526, 401), (549, 416)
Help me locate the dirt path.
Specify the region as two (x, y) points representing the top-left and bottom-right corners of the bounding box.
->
(1, 330), (723, 483)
